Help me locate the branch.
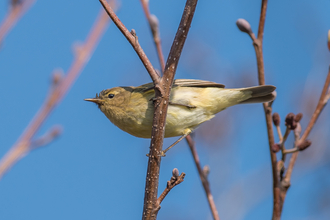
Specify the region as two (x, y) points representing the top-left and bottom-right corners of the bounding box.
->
(250, 1), (281, 218)
(30, 125), (62, 150)
(139, 3), (219, 219)
(237, 1), (280, 218)
(140, 0), (165, 72)
(0, 4), (112, 179)
(154, 168), (185, 214)
(142, 1), (199, 220)
(238, 6), (330, 219)
(0, 0), (35, 45)
(186, 135), (220, 220)
(100, 0), (198, 219)
(99, 0), (160, 84)
(284, 67), (330, 183)
(141, 0), (220, 219)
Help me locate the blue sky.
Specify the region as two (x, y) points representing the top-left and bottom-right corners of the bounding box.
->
(0, 1), (330, 220)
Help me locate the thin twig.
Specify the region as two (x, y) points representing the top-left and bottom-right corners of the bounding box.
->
(280, 127), (290, 162)
(257, 0), (268, 41)
(186, 135), (220, 220)
(274, 68), (330, 215)
(0, 0), (35, 45)
(99, 0), (160, 84)
(249, 1), (281, 219)
(284, 67), (330, 183)
(30, 125), (62, 150)
(155, 169), (185, 214)
(139, 0), (165, 72)
(0, 4), (112, 179)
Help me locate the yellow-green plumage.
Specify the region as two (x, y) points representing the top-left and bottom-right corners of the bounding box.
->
(85, 79), (276, 138)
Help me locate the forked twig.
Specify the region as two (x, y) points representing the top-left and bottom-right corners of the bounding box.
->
(99, 0), (160, 84)
(154, 168), (185, 214)
(284, 68), (330, 183)
(238, 2), (330, 219)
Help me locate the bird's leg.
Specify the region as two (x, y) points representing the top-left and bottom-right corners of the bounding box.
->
(159, 129), (192, 157)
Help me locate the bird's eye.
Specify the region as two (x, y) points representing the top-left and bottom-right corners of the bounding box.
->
(108, 94), (115, 99)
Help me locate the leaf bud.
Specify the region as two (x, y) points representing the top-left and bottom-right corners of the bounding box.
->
(272, 113), (280, 126)
(236, 19), (252, 34)
(271, 143), (281, 153)
(297, 140), (312, 151)
(285, 113), (297, 130)
(172, 168), (179, 178)
(203, 165), (210, 177)
(149, 14), (159, 36)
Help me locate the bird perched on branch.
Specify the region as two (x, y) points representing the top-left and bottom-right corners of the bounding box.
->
(85, 79), (276, 155)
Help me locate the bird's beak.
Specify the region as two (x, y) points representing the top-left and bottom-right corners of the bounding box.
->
(84, 98), (104, 105)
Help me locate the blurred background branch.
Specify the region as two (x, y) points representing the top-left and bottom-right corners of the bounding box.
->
(0, 1), (114, 179)
(0, 0), (35, 46)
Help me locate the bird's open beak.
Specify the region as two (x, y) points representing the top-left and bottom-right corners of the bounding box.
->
(84, 98), (104, 105)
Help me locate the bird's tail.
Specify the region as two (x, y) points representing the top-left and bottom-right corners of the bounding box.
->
(239, 85), (276, 104)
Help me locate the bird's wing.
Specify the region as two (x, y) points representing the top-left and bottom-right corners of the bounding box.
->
(134, 82), (155, 93)
(135, 79), (225, 93)
(173, 79), (225, 88)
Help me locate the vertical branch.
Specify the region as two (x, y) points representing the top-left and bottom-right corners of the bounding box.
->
(0, 5), (112, 179)
(139, 3), (219, 218)
(239, 0), (281, 219)
(143, 1), (198, 220)
(257, 0), (268, 42)
(243, 2), (329, 218)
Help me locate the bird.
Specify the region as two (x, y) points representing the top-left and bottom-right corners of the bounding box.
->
(85, 79), (275, 155)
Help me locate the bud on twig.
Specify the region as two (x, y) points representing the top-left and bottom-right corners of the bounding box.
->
(203, 165), (210, 177)
(149, 14), (159, 37)
(272, 113), (280, 126)
(285, 113), (297, 130)
(11, 0), (22, 7)
(297, 140), (312, 151)
(172, 168), (179, 178)
(52, 69), (64, 86)
(272, 143), (281, 153)
(236, 19), (252, 35)
(130, 29), (136, 37)
(50, 125), (63, 138)
(294, 123), (301, 139)
(294, 113), (303, 122)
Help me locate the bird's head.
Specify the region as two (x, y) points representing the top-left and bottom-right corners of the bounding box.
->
(84, 87), (132, 113)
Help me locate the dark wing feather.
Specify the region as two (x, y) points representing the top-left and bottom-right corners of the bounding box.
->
(134, 82), (155, 93)
(134, 79), (225, 94)
(173, 79), (225, 88)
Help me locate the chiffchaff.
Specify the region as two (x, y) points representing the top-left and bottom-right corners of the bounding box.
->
(85, 79), (275, 154)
